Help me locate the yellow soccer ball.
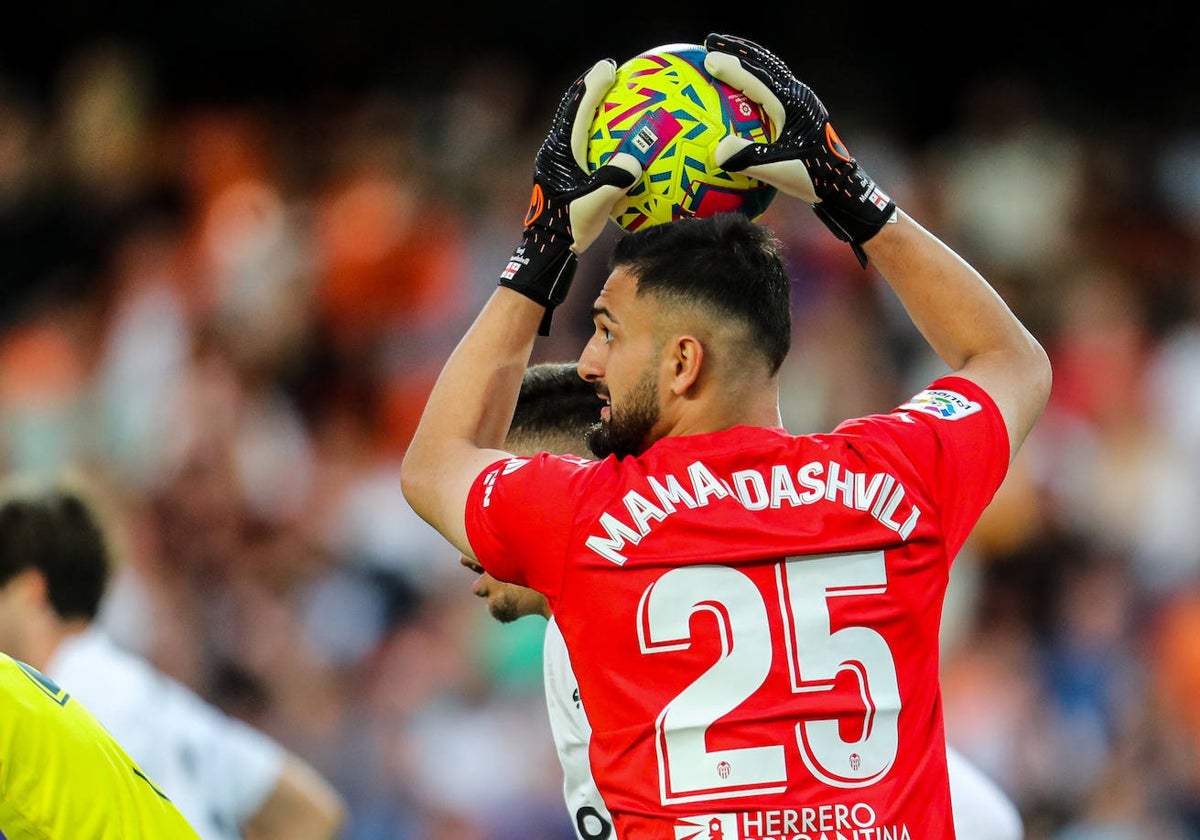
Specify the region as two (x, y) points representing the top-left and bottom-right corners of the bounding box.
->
(587, 43), (777, 231)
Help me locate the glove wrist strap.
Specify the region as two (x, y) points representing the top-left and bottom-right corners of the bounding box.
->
(498, 227), (578, 336)
(812, 164), (898, 268)
(813, 202), (897, 268)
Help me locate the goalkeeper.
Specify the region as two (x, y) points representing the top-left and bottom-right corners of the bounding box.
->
(404, 33), (1050, 839)
(469, 361), (1024, 840)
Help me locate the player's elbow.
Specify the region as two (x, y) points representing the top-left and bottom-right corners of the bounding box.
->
(315, 795), (348, 840)
(243, 757), (348, 840)
(307, 780), (348, 839)
(400, 443), (439, 525)
(285, 794), (347, 840)
(996, 334), (1053, 461)
(988, 328), (1053, 417)
(1021, 333), (1053, 416)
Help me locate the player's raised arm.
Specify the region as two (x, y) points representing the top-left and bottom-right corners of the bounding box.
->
(705, 33), (1051, 460)
(400, 60), (640, 555)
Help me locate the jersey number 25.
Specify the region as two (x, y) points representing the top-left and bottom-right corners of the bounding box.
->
(637, 550), (900, 805)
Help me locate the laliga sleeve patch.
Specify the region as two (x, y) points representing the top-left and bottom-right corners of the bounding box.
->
(899, 389), (982, 420)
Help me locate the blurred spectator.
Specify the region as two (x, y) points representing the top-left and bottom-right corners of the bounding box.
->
(0, 475), (347, 840)
(925, 73), (1085, 277)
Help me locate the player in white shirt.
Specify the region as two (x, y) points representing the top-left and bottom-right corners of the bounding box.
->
(47, 625), (289, 839)
(463, 362), (1025, 840)
(540, 616), (612, 840)
(0, 477), (346, 840)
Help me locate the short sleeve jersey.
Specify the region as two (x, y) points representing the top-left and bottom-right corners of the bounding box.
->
(0, 652), (200, 839)
(466, 377), (1008, 840)
(47, 627), (285, 840)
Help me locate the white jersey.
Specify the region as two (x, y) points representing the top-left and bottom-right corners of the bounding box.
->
(543, 616), (615, 840)
(946, 747), (1025, 840)
(48, 626), (285, 840)
(542, 617), (1022, 840)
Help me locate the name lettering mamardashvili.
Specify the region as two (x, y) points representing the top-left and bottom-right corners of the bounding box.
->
(586, 458), (920, 565)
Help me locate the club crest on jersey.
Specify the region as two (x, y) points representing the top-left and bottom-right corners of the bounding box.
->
(675, 813), (739, 840)
(899, 389), (981, 420)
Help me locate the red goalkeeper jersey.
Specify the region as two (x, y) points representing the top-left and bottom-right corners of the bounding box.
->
(466, 376), (1008, 840)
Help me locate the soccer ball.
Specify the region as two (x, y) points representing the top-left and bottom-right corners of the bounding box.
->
(587, 43), (777, 231)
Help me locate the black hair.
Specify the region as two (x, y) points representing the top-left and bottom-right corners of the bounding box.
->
(609, 212), (792, 374)
(508, 362), (603, 455)
(0, 489), (110, 621)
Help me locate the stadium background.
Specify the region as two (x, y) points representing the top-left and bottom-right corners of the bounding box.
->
(3, 6), (1200, 839)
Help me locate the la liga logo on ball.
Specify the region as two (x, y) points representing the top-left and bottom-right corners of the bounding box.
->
(587, 43), (777, 231)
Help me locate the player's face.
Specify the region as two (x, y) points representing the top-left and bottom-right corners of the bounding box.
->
(580, 268), (664, 458)
(459, 555), (549, 623)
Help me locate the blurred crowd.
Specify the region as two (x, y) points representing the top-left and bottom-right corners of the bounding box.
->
(3, 40), (1200, 840)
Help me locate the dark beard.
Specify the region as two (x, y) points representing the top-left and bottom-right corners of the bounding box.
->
(588, 368), (660, 459)
(488, 594), (524, 624)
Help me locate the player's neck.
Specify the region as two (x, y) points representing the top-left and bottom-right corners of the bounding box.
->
(39, 618), (91, 672)
(671, 383), (783, 436)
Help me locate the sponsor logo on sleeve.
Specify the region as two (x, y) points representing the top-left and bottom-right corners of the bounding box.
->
(481, 458), (530, 508)
(501, 457), (530, 475)
(898, 389), (981, 420)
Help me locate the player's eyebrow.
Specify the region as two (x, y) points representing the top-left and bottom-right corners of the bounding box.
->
(591, 305), (618, 323)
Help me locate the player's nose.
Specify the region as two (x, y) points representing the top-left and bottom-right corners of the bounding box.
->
(471, 572), (500, 599)
(578, 340), (604, 383)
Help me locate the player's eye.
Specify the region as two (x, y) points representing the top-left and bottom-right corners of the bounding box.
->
(592, 322), (614, 344)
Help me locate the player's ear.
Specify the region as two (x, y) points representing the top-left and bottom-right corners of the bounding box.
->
(669, 335), (704, 396)
(7, 568), (48, 608)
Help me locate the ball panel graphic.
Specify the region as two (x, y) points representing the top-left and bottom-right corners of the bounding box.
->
(587, 44), (776, 231)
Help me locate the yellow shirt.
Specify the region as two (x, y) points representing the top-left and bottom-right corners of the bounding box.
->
(0, 652), (200, 839)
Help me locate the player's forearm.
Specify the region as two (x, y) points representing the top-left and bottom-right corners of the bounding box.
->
(401, 287), (543, 541)
(863, 211), (1043, 369)
(862, 211), (1051, 451)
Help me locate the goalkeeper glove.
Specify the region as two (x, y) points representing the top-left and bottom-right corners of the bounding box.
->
(703, 33), (897, 267)
(499, 60), (641, 335)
